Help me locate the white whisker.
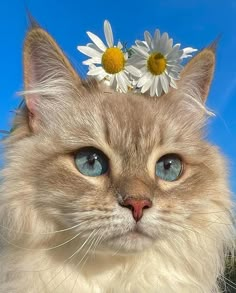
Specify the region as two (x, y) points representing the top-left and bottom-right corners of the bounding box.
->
(50, 229), (101, 292)
(37, 229), (97, 293)
(0, 218), (92, 235)
(0, 229), (83, 251)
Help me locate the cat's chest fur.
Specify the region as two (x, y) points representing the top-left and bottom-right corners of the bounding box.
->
(0, 242), (220, 293)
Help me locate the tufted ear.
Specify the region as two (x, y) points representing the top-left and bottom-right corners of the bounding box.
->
(23, 25), (82, 131)
(178, 46), (216, 104)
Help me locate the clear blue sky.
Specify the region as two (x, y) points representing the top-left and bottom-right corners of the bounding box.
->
(0, 0), (235, 194)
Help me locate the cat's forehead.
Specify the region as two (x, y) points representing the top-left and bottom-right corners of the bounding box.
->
(58, 86), (195, 158)
(91, 91), (163, 153)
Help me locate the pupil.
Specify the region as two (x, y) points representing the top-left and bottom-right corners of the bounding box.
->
(164, 160), (172, 170)
(87, 154), (97, 166)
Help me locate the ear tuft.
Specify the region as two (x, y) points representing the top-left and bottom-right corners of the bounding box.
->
(23, 26), (81, 131)
(207, 35), (221, 53)
(24, 27), (79, 89)
(179, 46), (216, 103)
(25, 10), (40, 30)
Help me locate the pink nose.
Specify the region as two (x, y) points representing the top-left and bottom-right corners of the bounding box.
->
(121, 198), (152, 222)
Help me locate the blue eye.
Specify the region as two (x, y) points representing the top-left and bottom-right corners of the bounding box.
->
(155, 154), (183, 182)
(75, 147), (109, 177)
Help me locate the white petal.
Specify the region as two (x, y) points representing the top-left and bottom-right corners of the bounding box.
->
(182, 47), (198, 59)
(184, 47), (197, 53)
(109, 75), (116, 87)
(135, 40), (149, 50)
(150, 76), (158, 96)
(88, 63), (96, 70)
(129, 59), (147, 68)
(144, 31), (152, 48)
(141, 75), (154, 93)
(153, 29), (161, 50)
(160, 74), (169, 93)
(96, 71), (107, 81)
(166, 59), (181, 66)
(135, 60), (148, 67)
(132, 46), (149, 58)
(77, 46), (102, 58)
(122, 71), (132, 85)
(87, 43), (102, 51)
(165, 69), (180, 80)
(125, 65), (142, 77)
(167, 64), (183, 72)
(86, 43), (104, 56)
(182, 47), (197, 54)
(166, 38), (173, 54)
(159, 32), (169, 54)
(83, 57), (101, 65)
(104, 20), (114, 47)
(83, 59), (93, 65)
(166, 43), (181, 58)
(170, 79), (178, 89)
(128, 55), (146, 65)
(117, 41), (123, 49)
(87, 32), (107, 52)
(135, 40), (148, 47)
(156, 77), (163, 96)
(137, 72), (152, 88)
(117, 73), (129, 93)
(167, 48), (183, 60)
(88, 67), (105, 76)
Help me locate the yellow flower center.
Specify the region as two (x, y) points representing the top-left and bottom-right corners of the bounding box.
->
(102, 47), (125, 74)
(147, 52), (166, 75)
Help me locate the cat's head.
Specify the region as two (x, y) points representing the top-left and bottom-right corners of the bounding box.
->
(3, 25), (233, 255)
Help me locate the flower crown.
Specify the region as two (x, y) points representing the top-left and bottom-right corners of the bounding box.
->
(77, 20), (197, 97)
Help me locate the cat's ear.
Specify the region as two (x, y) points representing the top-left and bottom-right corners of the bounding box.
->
(23, 26), (81, 131)
(178, 46), (216, 103)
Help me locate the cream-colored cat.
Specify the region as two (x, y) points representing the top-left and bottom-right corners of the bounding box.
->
(0, 24), (234, 293)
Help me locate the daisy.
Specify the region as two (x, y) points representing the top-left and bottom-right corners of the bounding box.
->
(130, 30), (197, 97)
(77, 20), (140, 93)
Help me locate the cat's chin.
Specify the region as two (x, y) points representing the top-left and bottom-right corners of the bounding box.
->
(103, 231), (155, 254)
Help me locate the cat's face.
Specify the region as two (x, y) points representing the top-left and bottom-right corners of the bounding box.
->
(7, 26), (231, 254)
(23, 90), (221, 254)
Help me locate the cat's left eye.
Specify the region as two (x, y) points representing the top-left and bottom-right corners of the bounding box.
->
(155, 154), (183, 182)
(75, 147), (109, 177)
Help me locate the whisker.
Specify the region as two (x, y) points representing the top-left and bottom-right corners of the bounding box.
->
(19, 232), (103, 274)
(163, 214), (234, 227)
(165, 208), (233, 216)
(92, 229), (106, 256)
(0, 218), (91, 235)
(37, 229), (97, 293)
(219, 275), (236, 291)
(159, 218), (227, 242)
(194, 218), (234, 226)
(0, 229), (84, 251)
(111, 245), (122, 256)
(70, 229), (102, 293)
(51, 229), (101, 292)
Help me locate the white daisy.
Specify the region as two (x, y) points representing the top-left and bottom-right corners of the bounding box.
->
(77, 20), (140, 93)
(130, 30), (197, 97)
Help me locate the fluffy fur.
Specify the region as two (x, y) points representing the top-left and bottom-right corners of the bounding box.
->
(0, 24), (234, 293)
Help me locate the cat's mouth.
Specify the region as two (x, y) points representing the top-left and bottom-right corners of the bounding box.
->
(112, 223), (154, 240)
(123, 230), (150, 239)
(104, 224), (155, 253)
(130, 228), (155, 241)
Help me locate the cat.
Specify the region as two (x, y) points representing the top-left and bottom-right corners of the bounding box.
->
(0, 22), (235, 293)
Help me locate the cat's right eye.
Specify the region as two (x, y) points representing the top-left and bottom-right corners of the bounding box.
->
(74, 147), (109, 177)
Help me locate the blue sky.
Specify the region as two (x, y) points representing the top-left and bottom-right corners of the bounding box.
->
(0, 0), (235, 193)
